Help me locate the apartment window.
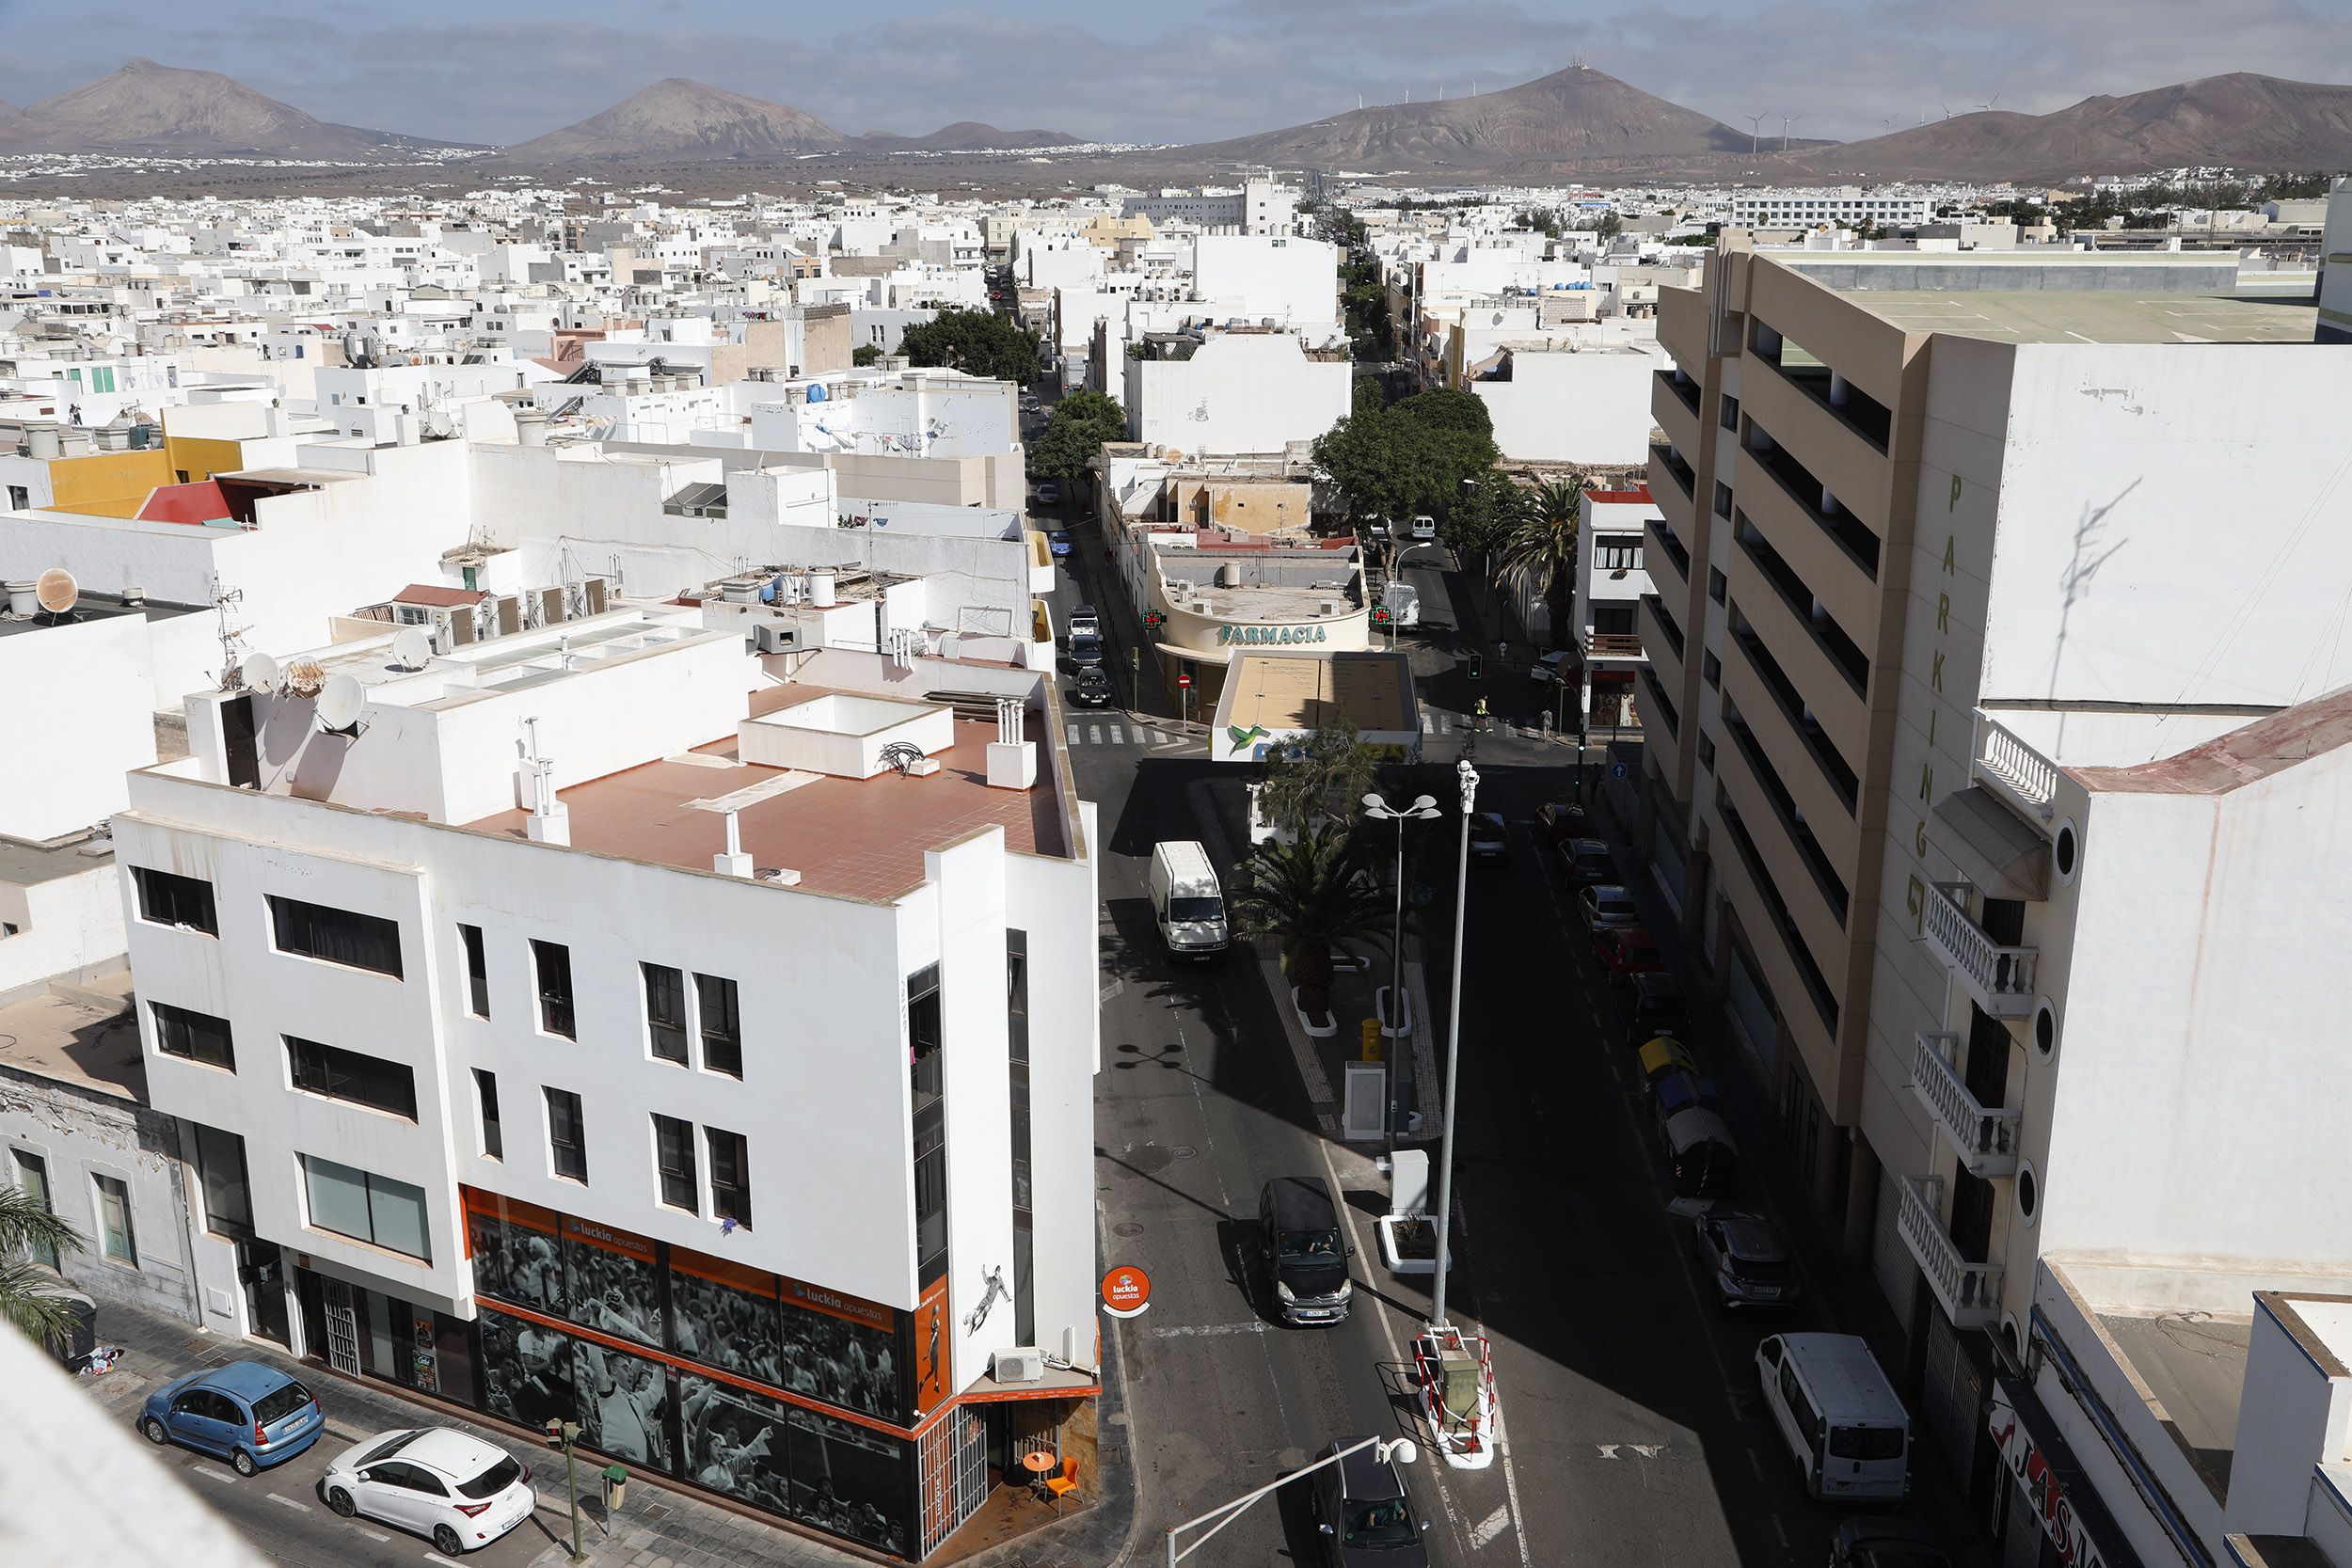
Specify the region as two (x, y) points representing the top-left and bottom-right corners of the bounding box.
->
(459, 924), (488, 1018)
(707, 1127), (751, 1231)
(286, 1037), (418, 1120)
(299, 1154), (429, 1260)
(545, 1087), (587, 1181)
(1699, 733), (1717, 772)
(191, 1124), (253, 1238)
(93, 1174), (136, 1265)
(133, 867), (217, 935)
(694, 974), (740, 1078)
(1719, 393), (1740, 431)
(644, 964), (689, 1065)
(12, 1150), (58, 1267)
(473, 1069), (502, 1161)
(269, 895), (403, 977)
(909, 963), (947, 1286)
(1704, 650), (1723, 688)
(1713, 481), (1733, 519)
(152, 1002), (235, 1071)
(1593, 535), (1644, 574)
(653, 1115), (697, 1212)
(1708, 566), (1728, 606)
(532, 941), (575, 1038)
(1008, 930), (1035, 1345)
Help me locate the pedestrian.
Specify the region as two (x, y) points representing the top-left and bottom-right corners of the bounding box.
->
(1473, 695), (1490, 733)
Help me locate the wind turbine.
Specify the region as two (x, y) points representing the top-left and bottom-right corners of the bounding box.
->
(1975, 93), (2003, 112)
(1744, 112), (1767, 154)
(1781, 114), (1802, 151)
(1882, 118), (1895, 135)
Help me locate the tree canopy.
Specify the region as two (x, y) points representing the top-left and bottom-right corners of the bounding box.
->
(896, 309), (1041, 385)
(851, 343), (882, 367)
(1255, 720), (1384, 840)
(1312, 389), (1501, 526)
(1028, 389), (1126, 483)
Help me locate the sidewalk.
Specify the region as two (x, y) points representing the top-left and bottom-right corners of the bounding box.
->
(78, 1295), (1139, 1568)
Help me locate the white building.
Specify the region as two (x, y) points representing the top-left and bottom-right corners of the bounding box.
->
(1564, 485), (1660, 729)
(1466, 338), (1668, 467)
(1121, 331), (1351, 457)
(118, 607), (1101, 1560)
(1122, 179), (1300, 237)
(1727, 188), (1936, 229)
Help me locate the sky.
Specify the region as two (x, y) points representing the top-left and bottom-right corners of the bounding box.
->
(2, 0), (2350, 148)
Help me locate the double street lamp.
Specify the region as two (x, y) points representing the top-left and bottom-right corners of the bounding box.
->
(1362, 791), (1439, 1146)
(1164, 1436), (1421, 1565)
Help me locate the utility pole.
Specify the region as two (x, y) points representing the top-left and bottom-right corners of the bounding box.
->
(1429, 758), (1477, 1331)
(545, 1419), (587, 1562)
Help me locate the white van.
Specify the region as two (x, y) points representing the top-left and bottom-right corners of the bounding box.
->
(1150, 841), (1229, 960)
(1755, 1333), (1911, 1502)
(1382, 580), (1421, 630)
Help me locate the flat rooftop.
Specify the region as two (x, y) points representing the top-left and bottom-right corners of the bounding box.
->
(2097, 1308), (2249, 1503)
(461, 685), (1065, 903)
(0, 974), (142, 1102)
(1836, 288), (2317, 345)
(0, 591), (203, 642)
(1223, 650), (1417, 735)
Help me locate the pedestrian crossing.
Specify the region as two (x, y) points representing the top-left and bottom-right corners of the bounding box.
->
(1063, 721), (1195, 749)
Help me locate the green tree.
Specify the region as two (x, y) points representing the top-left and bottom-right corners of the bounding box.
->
(1496, 477), (1583, 648)
(0, 1182), (85, 1343)
(1255, 721), (1382, 839)
(1235, 822), (1392, 1016)
(1597, 211), (1624, 241)
(896, 309), (1041, 385)
(1351, 375), (1385, 416)
(1445, 467), (1525, 564)
(851, 343), (882, 367)
(1312, 393), (1499, 527)
(1391, 388), (1492, 438)
(1029, 389), (1126, 483)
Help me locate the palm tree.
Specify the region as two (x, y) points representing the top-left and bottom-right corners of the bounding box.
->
(0, 1182), (86, 1343)
(1236, 823), (1394, 1018)
(1254, 721), (1380, 842)
(1496, 476), (1582, 648)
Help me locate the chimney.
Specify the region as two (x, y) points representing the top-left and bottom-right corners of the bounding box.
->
(513, 407), (548, 447)
(521, 717), (569, 846)
(713, 807), (755, 879)
(986, 695), (1038, 790)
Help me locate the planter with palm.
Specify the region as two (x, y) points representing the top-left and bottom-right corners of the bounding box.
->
(1496, 476), (1582, 650)
(0, 1183), (86, 1343)
(1235, 823), (1393, 1021)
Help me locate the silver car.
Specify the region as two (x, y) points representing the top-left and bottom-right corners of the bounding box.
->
(1577, 884), (1640, 932)
(1694, 1212), (1801, 1309)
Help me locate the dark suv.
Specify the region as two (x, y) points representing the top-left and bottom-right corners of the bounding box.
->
(1310, 1436), (1429, 1565)
(1260, 1177), (1352, 1324)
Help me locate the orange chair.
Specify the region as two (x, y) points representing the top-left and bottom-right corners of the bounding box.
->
(1044, 1456), (1079, 1514)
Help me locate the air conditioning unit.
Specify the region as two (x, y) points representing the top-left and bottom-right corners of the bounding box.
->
(991, 1348), (1045, 1385)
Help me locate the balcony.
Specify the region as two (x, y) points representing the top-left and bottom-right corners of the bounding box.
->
(1645, 517), (1691, 589)
(1656, 366), (1701, 419)
(1974, 715), (2059, 823)
(1899, 1175), (2004, 1330)
(1582, 629), (1645, 660)
(1649, 442), (1695, 500)
(1640, 594), (1685, 661)
(1742, 420), (1883, 579)
(1910, 1032), (2021, 1178)
(1923, 884), (2039, 1018)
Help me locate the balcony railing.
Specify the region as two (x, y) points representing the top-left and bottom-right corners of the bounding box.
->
(1583, 630), (1645, 659)
(1910, 1032), (2021, 1178)
(1646, 518), (1691, 584)
(1656, 366), (1701, 419)
(1650, 442), (1695, 499)
(1975, 716), (2059, 823)
(1923, 884), (2038, 1018)
(1899, 1174), (2003, 1330)
(1639, 594), (1686, 662)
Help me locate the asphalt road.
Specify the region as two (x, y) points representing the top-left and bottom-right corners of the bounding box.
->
(1041, 531), (1959, 1567)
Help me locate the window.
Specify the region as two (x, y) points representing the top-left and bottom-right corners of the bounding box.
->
(299, 1155), (429, 1260)
(1008, 929), (1035, 1345)
(695, 974), (740, 1078)
(1593, 535), (1644, 574)
(641, 964), (689, 1064)
(1708, 566), (1728, 606)
(1719, 393), (1740, 431)
(12, 1150), (57, 1267)
(152, 1002), (235, 1070)
(474, 1069), (502, 1160)
(459, 925), (488, 1018)
(532, 941), (575, 1038)
(653, 1115), (696, 1211)
(1699, 733), (1717, 772)
(286, 1037), (418, 1119)
(1704, 650), (1723, 688)
(1713, 481), (1733, 519)
(545, 1087), (587, 1181)
(133, 867), (216, 934)
(909, 963), (946, 1285)
(706, 1127), (750, 1230)
(269, 896), (403, 977)
(191, 1124), (253, 1237)
(93, 1174), (135, 1265)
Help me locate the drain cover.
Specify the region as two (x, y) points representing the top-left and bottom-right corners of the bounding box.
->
(640, 1503), (671, 1523)
(1172, 1145), (1197, 1160)
(1112, 1222), (1144, 1238)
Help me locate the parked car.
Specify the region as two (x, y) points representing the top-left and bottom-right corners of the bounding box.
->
(1068, 603), (1101, 638)
(1829, 1517), (1951, 1568)
(1067, 632), (1105, 670)
(1636, 1035), (1704, 1086)
(139, 1361), (324, 1476)
(1694, 1212), (1802, 1310)
(1625, 972), (1689, 1044)
(1033, 483), (1061, 508)
(1563, 837), (1615, 884)
(1757, 1335), (1913, 1502)
(1046, 529), (1073, 558)
(1261, 1177), (1352, 1324)
(323, 1427), (538, 1557)
(1310, 1436), (1430, 1565)
(1070, 667), (1113, 707)
(1407, 514), (1437, 541)
(1577, 884), (1640, 932)
(1592, 925), (1664, 982)
(1530, 649), (1573, 684)
(1535, 800), (1589, 845)
(1467, 812), (1509, 863)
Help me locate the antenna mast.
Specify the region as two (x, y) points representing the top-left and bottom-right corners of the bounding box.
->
(212, 576), (250, 691)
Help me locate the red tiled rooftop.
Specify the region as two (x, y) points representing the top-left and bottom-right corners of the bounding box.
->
(461, 701), (1065, 902)
(393, 583), (487, 608)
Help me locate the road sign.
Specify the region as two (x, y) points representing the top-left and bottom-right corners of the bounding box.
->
(1101, 1265), (1152, 1318)
(1177, 673), (1192, 689)
(1611, 761), (1629, 780)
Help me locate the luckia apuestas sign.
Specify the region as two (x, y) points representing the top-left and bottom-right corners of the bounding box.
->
(1216, 625), (1329, 646)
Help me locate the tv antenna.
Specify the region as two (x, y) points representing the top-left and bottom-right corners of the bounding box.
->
(212, 576), (252, 691)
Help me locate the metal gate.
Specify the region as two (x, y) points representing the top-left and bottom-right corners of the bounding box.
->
(1920, 1302), (1986, 1496)
(915, 1407), (991, 1557)
(321, 1278), (362, 1377)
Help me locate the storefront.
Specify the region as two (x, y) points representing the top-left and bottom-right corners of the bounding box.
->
(1986, 1378), (2138, 1568)
(287, 1188), (1090, 1560)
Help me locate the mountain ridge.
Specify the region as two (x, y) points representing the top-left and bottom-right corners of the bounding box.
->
(498, 78), (849, 163)
(7, 56), (457, 158)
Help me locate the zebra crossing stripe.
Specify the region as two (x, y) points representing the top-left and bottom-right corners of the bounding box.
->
(1109, 725), (1125, 744)
(1089, 726), (1103, 744)
(1067, 724), (1079, 744)
(1422, 713), (1434, 733)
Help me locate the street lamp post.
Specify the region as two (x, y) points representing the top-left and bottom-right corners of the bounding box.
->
(543, 1418), (587, 1562)
(1430, 757), (1478, 1331)
(1165, 1436), (1421, 1565)
(1362, 792), (1439, 1148)
(1387, 540), (1437, 653)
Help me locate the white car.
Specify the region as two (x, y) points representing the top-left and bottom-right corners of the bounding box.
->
(324, 1428), (536, 1556)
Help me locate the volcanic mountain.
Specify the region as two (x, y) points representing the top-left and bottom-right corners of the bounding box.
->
(1796, 72), (2352, 182)
(1184, 65), (1772, 173)
(500, 79), (849, 163)
(10, 57), (450, 158)
(859, 121), (1085, 151)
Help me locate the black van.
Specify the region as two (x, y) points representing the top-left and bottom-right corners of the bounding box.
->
(1259, 1177), (1353, 1324)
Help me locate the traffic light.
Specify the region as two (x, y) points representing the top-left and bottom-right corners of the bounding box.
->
(1467, 655), (1483, 679)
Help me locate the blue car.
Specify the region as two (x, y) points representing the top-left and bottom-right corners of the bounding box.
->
(1047, 530), (1073, 558)
(140, 1360), (324, 1475)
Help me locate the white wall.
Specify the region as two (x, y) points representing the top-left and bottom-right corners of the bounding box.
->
(1125, 334), (1350, 458)
(1477, 343), (1666, 466)
(0, 863), (125, 1001)
(0, 613), (154, 841)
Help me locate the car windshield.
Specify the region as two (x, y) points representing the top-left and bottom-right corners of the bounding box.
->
(252, 1382), (314, 1426)
(1279, 1227), (1343, 1266)
(457, 1454), (524, 1499)
(1343, 1497), (1418, 1546)
(1071, 638), (1102, 656)
(1829, 1425), (1906, 1461)
(1169, 896), (1223, 923)
(357, 1430), (421, 1465)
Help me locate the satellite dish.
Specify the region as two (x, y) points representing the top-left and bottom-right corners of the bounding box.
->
(389, 627), (432, 670)
(240, 651), (281, 692)
(35, 568), (78, 615)
(314, 674), (365, 734)
(282, 658), (326, 697)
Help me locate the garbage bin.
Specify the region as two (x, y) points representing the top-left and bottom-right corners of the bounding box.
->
(45, 1291), (97, 1370)
(601, 1464), (628, 1513)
